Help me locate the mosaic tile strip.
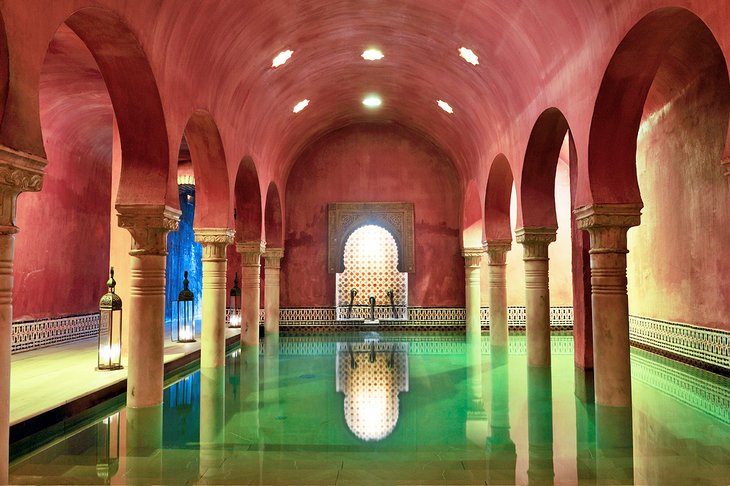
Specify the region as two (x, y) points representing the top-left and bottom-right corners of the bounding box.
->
(631, 349), (730, 424)
(336, 306), (408, 320)
(629, 315), (730, 372)
(11, 313), (100, 354)
(279, 306), (574, 328)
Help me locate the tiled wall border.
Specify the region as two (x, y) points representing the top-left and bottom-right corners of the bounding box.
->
(629, 315), (730, 375)
(276, 306), (574, 329)
(11, 313), (99, 354)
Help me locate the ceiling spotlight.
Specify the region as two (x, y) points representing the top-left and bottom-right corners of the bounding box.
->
(272, 49), (294, 68)
(362, 95), (382, 108)
(292, 99), (310, 113)
(361, 48), (384, 61)
(437, 100), (453, 114)
(458, 47), (479, 65)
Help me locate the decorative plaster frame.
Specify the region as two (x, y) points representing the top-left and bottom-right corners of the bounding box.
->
(328, 202), (415, 273)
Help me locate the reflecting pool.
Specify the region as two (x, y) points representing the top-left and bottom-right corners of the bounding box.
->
(10, 332), (730, 485)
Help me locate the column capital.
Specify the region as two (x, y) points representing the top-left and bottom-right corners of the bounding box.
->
(484, 239), (512, 265)
(195, 228), (234, 261)
(117, 204), (181, 255)
(462, 247), (484, 268)
(236, 240), (266, 266)
(515, 227), (556, 260)
(574, 203), (642, 253)
(194, 227), (235, 245)
(264, 247), (285, 269)
(0, 145), (46, 234)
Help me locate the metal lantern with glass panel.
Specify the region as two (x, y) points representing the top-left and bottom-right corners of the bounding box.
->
(97, 267), (123, 370)
(228, 272), (241, 328)
(95, 412), (120, 483)
(174, 270), (196, 343)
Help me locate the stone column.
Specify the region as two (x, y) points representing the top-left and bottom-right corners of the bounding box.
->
(575, 203), (641, 408)
(485, 240), (511, 349)
(194, 229), (235, 369)
(263, 248), (284, 335)
(237, 240), (265, 347)
(515, 227), (556, 367)
(462, 248), (484, 340)
(118, 205), (180, 408)
(0, 147), (44, 484)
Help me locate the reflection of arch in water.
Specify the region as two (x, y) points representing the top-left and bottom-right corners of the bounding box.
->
(336, 342), (408, 441)
(336, 225), (408, 319)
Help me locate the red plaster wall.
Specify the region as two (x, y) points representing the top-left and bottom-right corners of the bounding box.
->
(14, 130), (112, 321)
(282, 124), (463, 308)
(629, 57), (730, 331)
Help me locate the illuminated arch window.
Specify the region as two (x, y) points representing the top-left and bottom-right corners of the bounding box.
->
(336, 225), (407, 319)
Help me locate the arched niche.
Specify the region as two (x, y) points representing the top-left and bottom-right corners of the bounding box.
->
(328, 202), (415, 274)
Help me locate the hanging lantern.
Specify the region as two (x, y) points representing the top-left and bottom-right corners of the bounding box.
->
(174, 271), (196, 343)
(97, 267), (123, 371)
(95, 412), (120, 483)
(228, 272), (241, 328)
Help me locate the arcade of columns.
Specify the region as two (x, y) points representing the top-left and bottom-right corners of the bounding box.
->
(0, 144), (640, 478)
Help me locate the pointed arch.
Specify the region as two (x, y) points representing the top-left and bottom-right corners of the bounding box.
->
(182, 109), (231, 228)
(58, 7), (171, 207)
(484, 154), (514, 241)
(586, 7), (728, 204)
(461, 179), (482, 248)
(234, 156), (262, 241)
(519, 108), (571, 229)
(264, 181), (284, 247)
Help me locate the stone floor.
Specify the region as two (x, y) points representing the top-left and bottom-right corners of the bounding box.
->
(10, 327), (241, 426)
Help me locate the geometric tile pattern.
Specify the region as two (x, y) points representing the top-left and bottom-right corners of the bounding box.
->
(336, 225), (407, 314)
(629, 315), (730, 373)
(279, 306), (574, 328)
(11, 313), (100, 354)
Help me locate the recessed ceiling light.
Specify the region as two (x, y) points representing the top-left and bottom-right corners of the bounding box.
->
(437, 100), (453, 114)
(361, 48), (384, 61)
(292, 99), (309, 113)
(458, 47), (479, 65)
(362, 95), (382, 108)
(272, 49), (294, 68)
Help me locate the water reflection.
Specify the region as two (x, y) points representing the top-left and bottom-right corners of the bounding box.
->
(527, 366), (554, 484)
(95, 412), (120, 484)
(486, 344), (516, 484)
(199, 367), (226, 473)
(9, 334), (729, 485)
(336, 338), (408, 441)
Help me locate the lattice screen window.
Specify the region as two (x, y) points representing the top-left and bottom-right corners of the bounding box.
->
(336, 225), (407, 308)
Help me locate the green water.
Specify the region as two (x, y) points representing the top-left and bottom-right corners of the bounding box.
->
(10, 333), (730, 485)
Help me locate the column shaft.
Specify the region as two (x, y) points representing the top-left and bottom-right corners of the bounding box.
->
(237, 241), (265, 347)
(264, 248), (284, 335)
(0, 148), (45, 484)
(516, 228), (556, 367)
(462, 248), (483, 340)
(195, 229), (234, 369)
(486, 240), (511, 348)
(118, 205), (180, 409)
(575, 204), (641, 408)
(0, 234), (14, 485)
